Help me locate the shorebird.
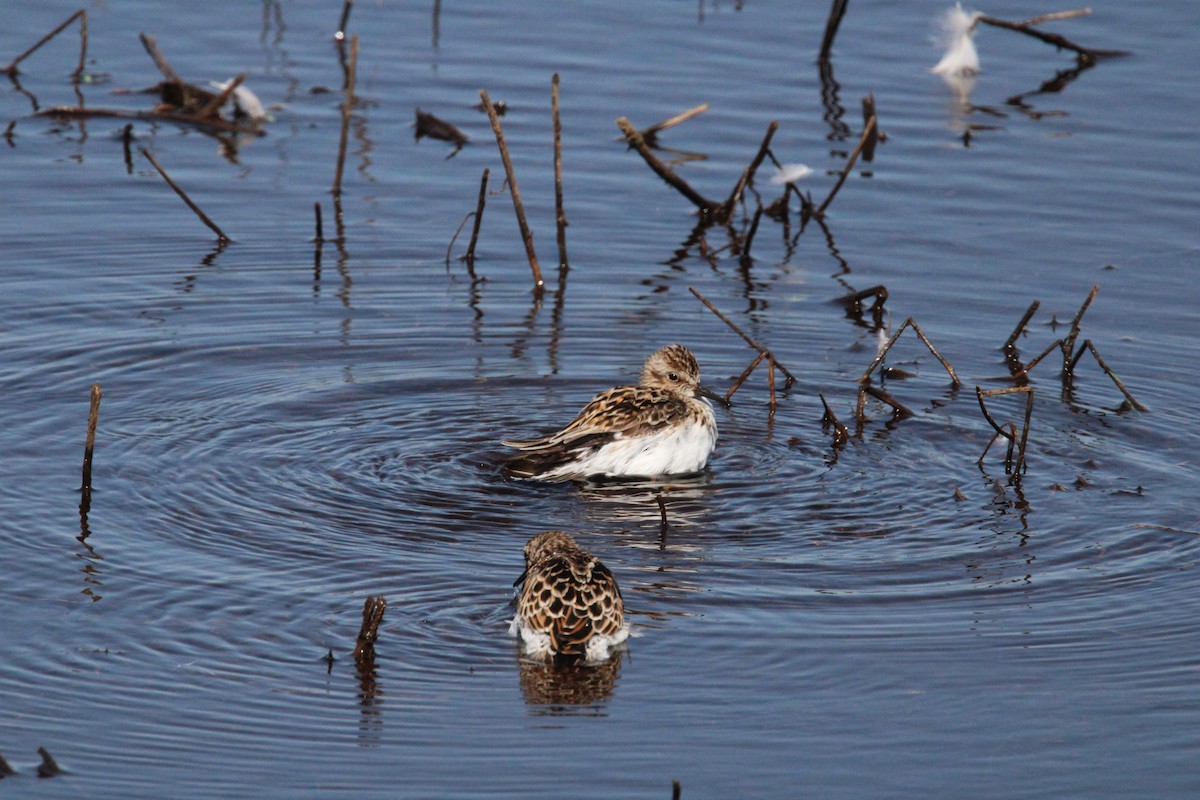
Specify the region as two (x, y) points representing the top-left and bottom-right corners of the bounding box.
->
(503, 344), (726, 481)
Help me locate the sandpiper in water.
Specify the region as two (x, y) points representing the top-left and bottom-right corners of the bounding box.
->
(502, 344), (726, 481)
(509, 532), (629, 661)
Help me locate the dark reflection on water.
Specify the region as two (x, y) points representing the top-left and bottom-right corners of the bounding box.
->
(3, 0), (1200, 797)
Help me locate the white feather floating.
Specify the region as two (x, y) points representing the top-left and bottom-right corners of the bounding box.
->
(769, 163), (814, 185)
(209, 80), (271, 123)
(932, 3), (984, 77)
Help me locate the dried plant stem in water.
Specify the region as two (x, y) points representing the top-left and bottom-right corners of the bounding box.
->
(616, 116), (720, 220)
(976, 10), (1127, 59)
(1069, 340), (1149, 411)
(3, 9), (88, 78)
(859, 317), (961, 386)
(819, 393), (850, 448)
(976, 385), (1034, 474)
(1004, 300), (1040, 351)
(481, 89), (544, 295)
(817, 115), (876, 217)
(551, 74), (568, 269)
(465, 167), (489, 264)
(719, 120), (779, 220)
(140, 148), (230, 242)
(819, 0), (850, 61)
(354, 595), (387, 661)
(81, 383), (101, 491)
(641, 103), (709, 140)
(725, 350), (768, 404)
(332, 35), (358, 198)
(689, 286), (797, 387)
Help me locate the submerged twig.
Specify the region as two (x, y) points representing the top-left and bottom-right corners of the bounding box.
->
(3, 9), (88, 79)
(689, 286), (797, 387)
(481, 88), (543, 295)
(140, 148), (229, 242)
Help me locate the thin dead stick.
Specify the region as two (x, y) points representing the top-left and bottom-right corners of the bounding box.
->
(819, 393), (850, 447)
(1003, 300), (1041, 350)
(551, 74), (568, 269)
(718, 120), (779, 221)
(138, 33), (182, 83)
(689, 286), (797, 386)
(1064, 284), (1099, 351)
(724, 350), (767, 404)
(819, 0), (850, 61)
(1069, 340), (1148, 411)
(862, 384), (913, 418)
(767, 352), (777, 412)
(616, 116), (720, 219)
(197, 72), (246, 120)
(465, 167), (489, 264)
(976, 386), (1034, 472)
(842, 284), (888, 314)
(481, 88), (543, 294)
(313, 201), (324, 242)
(335, 0), (354, 40)
(81, 383), (101, 491)
(976, 12), (1126, 58)
(859, 317), (960, 386)
(1018, 8), (1093, 27)
(1012, 338), (1062, 379)
(140, 148), (229, 242)
(353, 594), (386, 661)
(445, 212), (474, 265)
(861, 94), (880, 163)
(332, 35), (358, 197)
(3, 9), (87, 77)
(816, 115), (876, 216)
(642, 103), (710, 138)
(740, 205), (764, 261)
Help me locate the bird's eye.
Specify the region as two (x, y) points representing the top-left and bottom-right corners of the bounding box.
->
(668, 372), (679, 381)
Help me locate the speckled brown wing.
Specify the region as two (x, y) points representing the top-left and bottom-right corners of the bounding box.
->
(516, 550), (625, 658)
(504, 386), (688, 451)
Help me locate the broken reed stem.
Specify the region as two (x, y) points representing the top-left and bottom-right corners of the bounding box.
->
(1071, 340), (1149, 411)
(689, 286), (797, 387)
(1018, 8), (1093, 27)
(975, 385), (1034, 473)
(140, 148), (229, 242)
(551, 74), (568, 269)
(767, 352), (777, 412)
(819, 393), (850, 447)
(816, 114), (876, 217)
(332, 35), (358, 198)
(724, 350), (768, 404)
(1004, 300), (1041, 351)
(3, 9), (87, 78)
(642, 103), (709, 137)
(1064, 283), (1100, 353)
(859, 317), (961, 386)
(976, 12), (1126, 58)
(616, 116), (720, 219)
(197, 72), (245, 119)
(481, 88), (544, 295)
(81, 383), (101, 491)
(465, 167), (489, 264)
(719, 120), (779, 220)
(1012, 338), (1061, 379)
(313, 201), (324, 242)
(444, 212), (475, 265)
(741, 204), (764, 260)
(818, 0), (850, 61)
(139, 32), (181, 83)
(354, 594), (387, 661)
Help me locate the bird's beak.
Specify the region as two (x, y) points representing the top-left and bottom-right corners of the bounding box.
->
(697, 383), (732, 409)
(513, 567), (529, 588)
